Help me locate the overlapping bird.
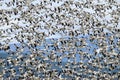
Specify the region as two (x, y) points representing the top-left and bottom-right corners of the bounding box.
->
(0, 0), (120, 79)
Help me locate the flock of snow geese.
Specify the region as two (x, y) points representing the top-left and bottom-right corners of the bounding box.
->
(0, 0), (120, 79)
